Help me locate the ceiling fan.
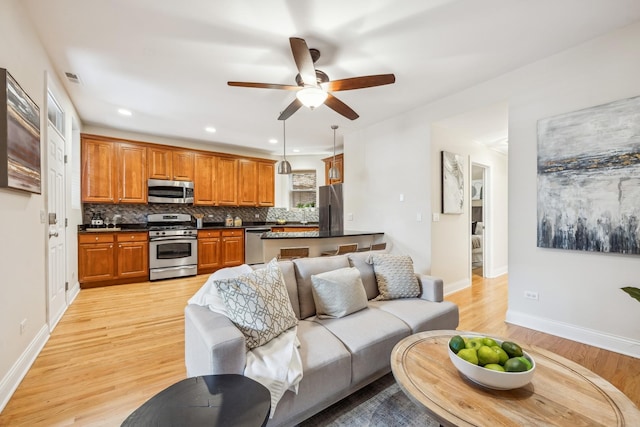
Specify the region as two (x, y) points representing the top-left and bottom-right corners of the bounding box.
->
(228, 37), (396, 121)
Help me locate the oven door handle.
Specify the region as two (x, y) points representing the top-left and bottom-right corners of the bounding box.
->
(151, 265), (197, 273)
(149, 236), (197, 242)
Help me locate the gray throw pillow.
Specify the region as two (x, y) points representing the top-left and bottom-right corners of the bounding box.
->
(311, 267), (368, 318)
(371, 254), (420, 300)
(215, 258), (298, 349)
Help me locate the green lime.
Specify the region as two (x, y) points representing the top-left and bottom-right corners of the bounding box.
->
(484, 363), (506, 372)
(516, 356), (533, 371)
(504, 357), (529, 372)
(481, 337), (498, 347)
(501, 341), (523, 358)
(465, 337), (483, 351)
(457, 348), (479, 365)
(449, 335), (466, 354)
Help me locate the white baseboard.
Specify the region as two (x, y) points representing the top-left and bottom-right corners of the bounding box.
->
(67, 281), (80, 305)
(444, 278), (470, 296)
(506, 310), (640, 359)
(487, 264), (508, 278)
(0, 324), (50, 412)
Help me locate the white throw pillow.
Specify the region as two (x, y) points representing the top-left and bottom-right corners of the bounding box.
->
(311, 267), (368, 318)
(371, 254), (420, 301)
(214, 259), (298, 349)
(188, 264), (254, 316)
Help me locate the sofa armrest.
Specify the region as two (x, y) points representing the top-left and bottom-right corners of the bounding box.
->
(416, 274), (444, 302)
(184, 304), (246, 377)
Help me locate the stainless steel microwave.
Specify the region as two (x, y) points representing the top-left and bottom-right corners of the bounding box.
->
(147, 179), (194, 204)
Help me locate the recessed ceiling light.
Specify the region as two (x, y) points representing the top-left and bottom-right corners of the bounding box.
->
(268, 138), (278, 144)
(205, 127), (216, 133)
(118, 108), (132, 116)
(292, 149), (300, 153)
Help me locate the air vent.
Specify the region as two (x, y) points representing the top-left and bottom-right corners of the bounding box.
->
(64, 72), (81, 84)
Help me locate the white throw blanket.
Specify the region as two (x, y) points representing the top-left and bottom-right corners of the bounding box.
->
(188, 265), (303, 417)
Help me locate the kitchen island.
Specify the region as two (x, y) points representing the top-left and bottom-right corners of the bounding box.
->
(260, 230), (384, 261)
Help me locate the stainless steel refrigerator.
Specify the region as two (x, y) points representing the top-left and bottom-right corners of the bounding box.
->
(319, 184), (343, 235)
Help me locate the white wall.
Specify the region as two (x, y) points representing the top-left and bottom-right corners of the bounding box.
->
(429, 125), (508, 290)
(346, 20), (640, 357)
(0, 0), (82, 410)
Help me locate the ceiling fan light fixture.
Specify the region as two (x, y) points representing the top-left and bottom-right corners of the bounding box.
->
(296, 86), (327, 109)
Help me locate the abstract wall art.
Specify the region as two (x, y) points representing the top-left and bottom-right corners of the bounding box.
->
(537, 95), (640, 255)
(441, 150), (464, 214)
(0, 68), (41, 194)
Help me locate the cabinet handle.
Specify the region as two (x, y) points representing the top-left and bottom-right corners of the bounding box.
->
(119, 244), (122, 248)
(110, 245), (113, 248)
(95, 237), (99, 241)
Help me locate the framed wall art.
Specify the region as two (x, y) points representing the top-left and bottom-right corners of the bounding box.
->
(0, 68), (41, 194)
(537, 95), (640, 255)
(441, 150), (464, 214)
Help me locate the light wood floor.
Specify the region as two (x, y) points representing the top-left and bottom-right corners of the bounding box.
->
(0, 272), (638, 426)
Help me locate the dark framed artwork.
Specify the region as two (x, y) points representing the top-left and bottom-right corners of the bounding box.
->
(0, 68), (41, 194)
(441, 150), (464, 214)
(537, 95), (640, 255)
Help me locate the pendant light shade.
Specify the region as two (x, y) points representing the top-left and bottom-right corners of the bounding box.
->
(296, 86), (327, 109)
(328, 125), (340, 180)
(278, 119), (292, 174)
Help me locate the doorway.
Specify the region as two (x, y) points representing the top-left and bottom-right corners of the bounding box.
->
(471, 164), (487, 278)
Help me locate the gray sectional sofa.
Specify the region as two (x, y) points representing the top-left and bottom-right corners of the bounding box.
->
(184, 252), (459, 427)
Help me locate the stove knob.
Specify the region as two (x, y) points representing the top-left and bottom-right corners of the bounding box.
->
(161, 231), (166, 235)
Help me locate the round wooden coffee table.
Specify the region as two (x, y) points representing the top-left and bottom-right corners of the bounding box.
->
(391, 330), (640, 426)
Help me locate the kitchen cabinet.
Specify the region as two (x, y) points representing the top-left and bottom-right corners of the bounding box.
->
(81, 136), (117, 203)
(217, 157), (238, 206)
(222, 229), (244, 267)
(257, 161), (275, 206)
(194, 153), (217, 205)
(117, 143), (147, 204)
(238, 159), (258, 206)
(147, 146), (194, 181)
(322, 153), (344, 185)
(78, 232), (149, 288)
(197, 229), (222, 273)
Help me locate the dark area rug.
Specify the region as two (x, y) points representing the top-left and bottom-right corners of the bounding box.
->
(297, 373), (439, 426)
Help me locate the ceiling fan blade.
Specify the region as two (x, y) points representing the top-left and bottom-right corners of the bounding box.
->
(278, 98), (303, 121)
(289, 37), (317, 86)
(325, 93), (359, 120)
(228, 81), (300, 91)
(321, 74), (396, 92)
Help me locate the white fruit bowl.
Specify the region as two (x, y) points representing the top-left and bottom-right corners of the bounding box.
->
(448, 335), (536, 390)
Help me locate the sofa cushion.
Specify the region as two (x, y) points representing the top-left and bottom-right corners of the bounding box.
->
(215, 259), (298, 349)
(269, 319), (352, 426)
(369, 299), (460, 333)
(312, 307), (411, 384)
(293, 255), (350, 319)
(347, 251), (379, 300)
(311, 267), (368, 319)
(188, 264), (255, 316)
(371, 254), (420, 301)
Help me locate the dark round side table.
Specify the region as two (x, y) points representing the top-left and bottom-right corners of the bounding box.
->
(121, 374), (271, 427)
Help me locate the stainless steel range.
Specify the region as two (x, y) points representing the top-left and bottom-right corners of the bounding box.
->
(148, 213), (197, 281)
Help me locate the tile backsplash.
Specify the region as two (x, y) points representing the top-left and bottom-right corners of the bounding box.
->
(83, 204), (319, 225)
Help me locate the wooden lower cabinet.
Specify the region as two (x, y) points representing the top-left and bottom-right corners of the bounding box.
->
(79, 232), (149, 288)
(198, 229), (244, 273)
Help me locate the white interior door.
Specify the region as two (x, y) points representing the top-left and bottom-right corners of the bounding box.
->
(47, 122), (67, 330)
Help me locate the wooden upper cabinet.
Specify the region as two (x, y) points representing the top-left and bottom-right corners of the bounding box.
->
(257, 161), (275, 207)
(194, 153), (217, 205)
(117, 143), (147, 204)
(238, 159), (258, 206)
(217, 157), (238, 206)
(322, 153), (344, 185)
(172, 150), (194, 181)
(147, 146), (172, 180)
(81, 136), (116, 203)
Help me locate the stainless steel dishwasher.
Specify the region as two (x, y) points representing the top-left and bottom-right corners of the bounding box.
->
(244, 227), (270, 265)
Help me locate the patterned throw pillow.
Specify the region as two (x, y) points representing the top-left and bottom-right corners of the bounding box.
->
(311, 267), (368, 318)
(371, 254), (420, 301)
(214, 258), (298, 349)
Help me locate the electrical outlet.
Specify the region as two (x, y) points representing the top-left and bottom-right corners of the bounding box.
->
(399, 193), (404, 202)
(524, 290), (539, 300)
(20, 319), (27, 334)
(432, 213), (440, 222)
(347, 213), (354, 221)
(416, 213), (422, 222)
(255, 214), (259, 218)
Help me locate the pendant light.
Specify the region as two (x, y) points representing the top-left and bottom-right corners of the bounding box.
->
(278, 119), (292, 174)
(328, 125), (340, 180)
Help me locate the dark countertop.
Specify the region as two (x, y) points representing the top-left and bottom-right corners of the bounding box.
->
(261, 230), (384, 239)
(79, 222), (320, 233)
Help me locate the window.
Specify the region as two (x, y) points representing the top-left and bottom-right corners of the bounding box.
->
(290, 170), (316, 208)
(47, 91), (65, 135)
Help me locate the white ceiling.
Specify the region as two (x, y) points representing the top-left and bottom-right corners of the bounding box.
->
(22, 0), (640, 156)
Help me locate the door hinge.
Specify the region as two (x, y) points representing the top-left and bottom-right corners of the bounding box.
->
(65, 281), (69, 291)
(64, 154), (68, 164)
(65, 218), (68, 227)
